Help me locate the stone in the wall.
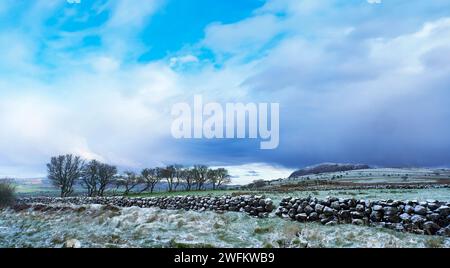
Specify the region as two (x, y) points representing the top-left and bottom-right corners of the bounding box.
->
(276, 196), (450, 237)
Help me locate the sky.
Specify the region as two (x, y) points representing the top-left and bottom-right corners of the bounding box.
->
(1, 0), (450, 183)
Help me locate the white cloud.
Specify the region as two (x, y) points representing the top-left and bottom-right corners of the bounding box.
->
(367, 0), (382, 4)
(0, 58), (184, 174)
(107, 0), (162, 28)
(91, 56), (120, 73)
(169, 55), (199, 67)
(217, 163), (293, 185)
(0, 93), (101, 166)
(203, 14), (284, 55)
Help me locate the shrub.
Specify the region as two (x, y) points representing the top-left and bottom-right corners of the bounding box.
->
(0, 179), (16, 208)
(247, 179), (267, 189)
(254, 226), (274, 234)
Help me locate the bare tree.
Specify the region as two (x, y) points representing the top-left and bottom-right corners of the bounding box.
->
(192, 165), (209, 190)
(161, 166), (177, 192)
(97, 163), (117, 196)
(82, 160), (100, 197)
(215, 168), (231, 189)
(155, 167), (167, 191)
(180, 168), (195, 191)
(115, 171), (141, 195)
(82, 160), (117, 197)
(207, 169), (219, 190)
(47, 154), (84, 197)
(140, 168), (160, 194)
(172, 164), (184, 191)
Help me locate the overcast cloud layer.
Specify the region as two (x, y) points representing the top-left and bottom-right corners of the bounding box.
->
(1, 0), (450, 181)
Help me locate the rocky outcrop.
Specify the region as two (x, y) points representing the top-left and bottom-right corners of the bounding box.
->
(276, 197), (450, 237)
(64, 239), (81, 248)
(16, 195), (275, 218)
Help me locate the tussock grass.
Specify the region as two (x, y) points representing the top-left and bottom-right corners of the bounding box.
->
(0, 179), (16, 208)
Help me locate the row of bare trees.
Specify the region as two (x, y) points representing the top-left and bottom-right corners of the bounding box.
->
(47, 154), (231, 197)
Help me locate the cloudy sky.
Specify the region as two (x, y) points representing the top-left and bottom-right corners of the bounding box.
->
(1, 0), (450, 183)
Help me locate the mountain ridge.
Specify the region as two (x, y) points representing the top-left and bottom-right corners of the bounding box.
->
(289, 163), (371, 178)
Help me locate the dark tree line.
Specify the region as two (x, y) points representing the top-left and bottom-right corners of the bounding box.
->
(47, 154), (232, 197)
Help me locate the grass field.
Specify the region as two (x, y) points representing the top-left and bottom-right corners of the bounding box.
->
(14, 184), (59, 195)
(3, 181), (450, 248)
(127, 189), (237, 198)
(279, 168), (450, 185)
(2, 194), (450, 248)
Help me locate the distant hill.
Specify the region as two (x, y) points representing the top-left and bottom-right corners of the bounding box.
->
(289, 163), (370, 178)
(12, 177), (50, 185)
